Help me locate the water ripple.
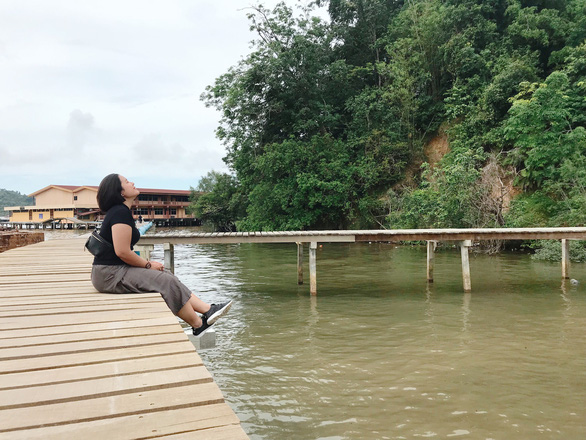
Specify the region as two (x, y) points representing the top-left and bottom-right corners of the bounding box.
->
(146, 237), (586, 440)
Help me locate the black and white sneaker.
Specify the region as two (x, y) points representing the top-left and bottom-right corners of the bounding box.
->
(203, 300), (233, 325)
(192, 316), (211, 336)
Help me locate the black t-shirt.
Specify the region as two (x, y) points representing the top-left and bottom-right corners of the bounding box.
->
(93, 204), (140, 265)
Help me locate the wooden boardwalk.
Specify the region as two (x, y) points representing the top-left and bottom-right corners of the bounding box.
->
(138, 227), (586, 244)
(139, 227), (586, 294)
(0, 238), (248, 439)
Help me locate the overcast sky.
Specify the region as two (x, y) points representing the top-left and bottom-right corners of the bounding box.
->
(0, 0), (322, 195)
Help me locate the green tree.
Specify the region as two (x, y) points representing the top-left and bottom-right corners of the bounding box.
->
(189, 171), (245, 232)
(504, 72), (583, 188)
(200, 0), (586, 232)
(503, 70), (586, 225)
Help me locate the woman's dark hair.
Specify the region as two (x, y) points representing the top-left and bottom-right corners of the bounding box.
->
(97, 173), (125, 212)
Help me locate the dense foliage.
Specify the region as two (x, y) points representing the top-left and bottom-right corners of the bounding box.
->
(195, 0), (586, 233)
(188, 171), (246, 231)
(0, 189), (33, 217)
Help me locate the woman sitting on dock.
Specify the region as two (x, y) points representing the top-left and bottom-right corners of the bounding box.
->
(91, 173), (231, 335)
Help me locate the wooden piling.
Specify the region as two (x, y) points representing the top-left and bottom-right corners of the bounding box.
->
(427, 241), (436, 282)
(561, 239), (570, 279)
(309, 242), (317, 295)
(297, 242), (303, 285)
(164, 242), (175, 274)
(135, 244), (154, 261)
(137, 227), (586, 293)
(459, 240), (472, 292)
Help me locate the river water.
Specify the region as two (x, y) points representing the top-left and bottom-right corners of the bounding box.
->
(47, 229), (586, 439)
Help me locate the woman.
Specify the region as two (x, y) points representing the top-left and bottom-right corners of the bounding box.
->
(91, 173), (231, 335)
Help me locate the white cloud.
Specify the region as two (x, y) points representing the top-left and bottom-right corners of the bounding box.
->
(66, 109), (100, 151)
(0, 0), (322, 194)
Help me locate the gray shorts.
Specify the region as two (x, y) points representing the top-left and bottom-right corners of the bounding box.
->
(91, 264), (192, 315)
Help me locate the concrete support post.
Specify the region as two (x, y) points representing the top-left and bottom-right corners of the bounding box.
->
(135, 245), (154, 261)
(427, 241), (436, 283)
(164, 243), (175, 274)
(187, 328), (216, 350)
(309, 242), (317, 296)
(297, 242), (304, 285)
(561, 239), (570, 279)
(459, 240), (472, 292)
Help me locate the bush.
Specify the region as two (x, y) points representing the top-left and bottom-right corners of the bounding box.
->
(531, 240), (586, 262)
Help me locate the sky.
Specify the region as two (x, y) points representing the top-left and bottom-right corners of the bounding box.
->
(0, 0), (322, 195)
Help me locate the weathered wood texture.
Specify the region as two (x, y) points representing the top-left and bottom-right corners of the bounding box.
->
(139, 227), (586, 245)
(0, 239), (248, 440)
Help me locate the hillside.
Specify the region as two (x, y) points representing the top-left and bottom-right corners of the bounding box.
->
(0, 189), (33, 217)
(193, 0), (586, 232)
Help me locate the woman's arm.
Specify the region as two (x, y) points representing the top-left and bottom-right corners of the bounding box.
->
(111, 223), (164, 270)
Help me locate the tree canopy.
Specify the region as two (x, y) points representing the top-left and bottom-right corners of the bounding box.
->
(196, 0), (586, 231)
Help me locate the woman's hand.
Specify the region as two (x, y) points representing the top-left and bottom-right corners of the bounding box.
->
(149, 261), (165, 271)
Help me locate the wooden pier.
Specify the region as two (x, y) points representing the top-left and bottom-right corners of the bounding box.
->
(1, 218), (100, 230)
(138, 227), (586, 294)
(0, 238), (248, 439)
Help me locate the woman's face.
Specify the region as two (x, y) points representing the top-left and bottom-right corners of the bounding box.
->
(119, 175), (140, 199)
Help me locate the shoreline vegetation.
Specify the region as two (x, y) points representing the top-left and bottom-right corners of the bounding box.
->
(188, 0), (585, 260)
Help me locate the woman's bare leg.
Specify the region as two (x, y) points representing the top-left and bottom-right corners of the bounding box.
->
(177, 302), (203, 328)
(187, 294), (211, 314)
(176, 294), (211, 328)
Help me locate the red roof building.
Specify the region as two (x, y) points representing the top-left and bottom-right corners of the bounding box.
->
(5, 185), (198, 226)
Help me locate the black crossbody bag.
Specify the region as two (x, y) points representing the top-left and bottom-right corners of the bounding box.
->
(84, 230), (114, 257)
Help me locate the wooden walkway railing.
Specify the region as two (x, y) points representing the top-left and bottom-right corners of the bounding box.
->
(0, 238), (248, 440)
(138, 227), (586, 294)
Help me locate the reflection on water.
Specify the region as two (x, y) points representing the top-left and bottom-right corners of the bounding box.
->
(47, 223), (582, 440)
(146, 241), (586, 440)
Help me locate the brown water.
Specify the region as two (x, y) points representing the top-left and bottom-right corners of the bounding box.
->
(146, 240), (586, 440)
(46, 229), (586, 439)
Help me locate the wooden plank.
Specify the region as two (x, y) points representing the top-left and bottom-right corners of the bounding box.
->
(0, 301), (166, 318)
(0, 295), (163, 309)
(0, 365), (212, 409)
(0, 268), (91, 276)
(0, 352), (202, 390)
(0, 282), (97, 293)
(0, 341), (195, 374)
(0, 316), (178, 339)
(139, 234), (356, 245)
(0, 382), (225, 432)
(0, 332), (189, 360)
(0, 309), (168, 330)
(0, 273), (90, 285)
(0, 323), (180, 349)
(0, 404), (243, 440)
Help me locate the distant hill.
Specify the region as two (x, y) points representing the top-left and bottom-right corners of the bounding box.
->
(0, 189), (34, 217)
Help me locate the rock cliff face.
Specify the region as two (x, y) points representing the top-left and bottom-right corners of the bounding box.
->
(0, 231), (44, 253)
